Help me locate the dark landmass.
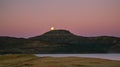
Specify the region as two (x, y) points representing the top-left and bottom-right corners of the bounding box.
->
(0, 30), (120, 54)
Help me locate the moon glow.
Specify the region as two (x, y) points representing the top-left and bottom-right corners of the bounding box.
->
(50, 27), (55, 30)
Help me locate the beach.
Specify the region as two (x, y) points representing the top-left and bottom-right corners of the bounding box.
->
(0, 54), (120, 67)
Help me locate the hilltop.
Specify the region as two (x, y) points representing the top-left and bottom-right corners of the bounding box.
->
(0, 30), (120, 54)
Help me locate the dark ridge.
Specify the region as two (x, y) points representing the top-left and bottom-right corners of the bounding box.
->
(44, 29), (72, 34)
(30, 29), (75, 38)
(29, 29), (85, 44)
(0, 29), (120, 54)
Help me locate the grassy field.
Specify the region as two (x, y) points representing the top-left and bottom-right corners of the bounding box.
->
(0, 54), (120, 67)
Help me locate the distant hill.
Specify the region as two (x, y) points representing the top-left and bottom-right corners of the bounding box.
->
(0, 36), (65, 54)
(0, 30), (120, 54)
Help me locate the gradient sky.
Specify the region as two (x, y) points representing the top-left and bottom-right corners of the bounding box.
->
(0, 0), (120, 38)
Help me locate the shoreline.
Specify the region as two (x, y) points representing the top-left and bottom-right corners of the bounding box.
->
(35, 54), (120, 61)
(0, 54), (120, 67)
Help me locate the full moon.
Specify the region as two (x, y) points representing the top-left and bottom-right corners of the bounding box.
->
(50, 27), (55, 30)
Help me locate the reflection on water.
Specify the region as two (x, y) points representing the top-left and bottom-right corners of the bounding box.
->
(35, 54), (120, 60)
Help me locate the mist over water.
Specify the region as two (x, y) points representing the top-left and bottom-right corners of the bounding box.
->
(35, 54), (120, 61)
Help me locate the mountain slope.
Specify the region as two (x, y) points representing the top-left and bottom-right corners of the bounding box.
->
(0, 30), (120, 54)
(30, 30), (120, 53)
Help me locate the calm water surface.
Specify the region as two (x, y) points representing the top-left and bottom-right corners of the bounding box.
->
(35, 54), (120, 61)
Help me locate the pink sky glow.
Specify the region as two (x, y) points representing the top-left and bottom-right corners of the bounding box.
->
(0, 0), (120, 38)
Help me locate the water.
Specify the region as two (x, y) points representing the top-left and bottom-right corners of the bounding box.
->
(35, 54), (120, 61)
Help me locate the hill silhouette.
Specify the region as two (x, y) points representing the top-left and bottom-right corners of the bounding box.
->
(0, 30), (120, 54)
(30, 30), (84, 44)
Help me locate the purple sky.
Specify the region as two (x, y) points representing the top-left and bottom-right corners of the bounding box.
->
(0, 0), (120, 38)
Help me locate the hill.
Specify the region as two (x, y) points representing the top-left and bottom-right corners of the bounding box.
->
(0, 36), (62, 54)
(0, 30), (120, 54)
(30, 30), (120, 53)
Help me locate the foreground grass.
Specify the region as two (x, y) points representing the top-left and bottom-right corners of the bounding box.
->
(0, 54), (120, 67)
(0, 54), (37, 67)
